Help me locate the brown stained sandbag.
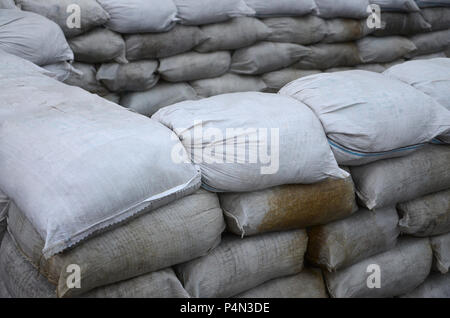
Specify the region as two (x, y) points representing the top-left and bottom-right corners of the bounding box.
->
(323, 19), (372, 43)
(219, 176), (357, 237)
(293, 43), (361, 70)
(307, 207), (400, 272)
(431, 233), (450, 274)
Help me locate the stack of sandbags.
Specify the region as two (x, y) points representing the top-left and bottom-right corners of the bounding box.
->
(0, 51), (227, 298)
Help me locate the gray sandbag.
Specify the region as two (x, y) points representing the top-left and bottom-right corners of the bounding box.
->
(0, 48), (53, 78)
(421, 8), (450, 31)
(68, 28), (127, 64)
(97, 61), (159, 92)
(323, 19), (372, 43)
(382, 58), (406, 68)
(42, 62), (82, 83)
(231, 42), (310, 75)
(0, 190), (7, 243)
(262, 68), (321, 92)
(97, 0), (177, 33)
(314, 0), (370, 19)
(431, 233), (450, 274)
(357, 36), (417, 63)
(243, 0), (317, 17)
(195, 17), (271, 53)
(125, 25), (207, 60)
(325, 237), (432, 298)
(175, 230), (308, 298)
(219, 176), (357, 237)
(0, 233), (190, 298)
(153, 92), (348, 192)
(0, 278), (10, 298)
(410, 52), (447, 60)
(293, 43), (361, 70)
(369, 0), (420, 11)
(235, 268), (328, 298)
(350, 145), (450, 209)
(373, 12), (431, 36)
(63, 62), (109, 96)
(307, 207), (400, 271)
(324, 67), (353, 72)
(0, 0), (15, 9)
(7, 190), (224, 297)
(16, 0), (110, 38)
(190, 73), (267, 97)
(355, 63), (387, 73)
(401, 273), (450, 298)
(407, 29), (450, 57)
(120, 82), (198, 117)
(398, 190), (450, 237)
(102, 93), (120, 104)
(0, 9), (73, 66)
(174, 0), (255, 25)
(263, 16), (327, 45)
(159, 51), (230, 82)
(415, 0), (450, 7)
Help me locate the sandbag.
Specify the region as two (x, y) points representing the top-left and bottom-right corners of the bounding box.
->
(120, 82), (198, 117)
(0, 190), (7, 243)
(153, 92), (347, 192)
(279, 71), (449, 165)
(325, 237), (432, 298)
(243, 0), (316, 17)
(102, 93), (120, 104)
(174, 0), (255, 25)
(97, 0), (177, 33)
(220, 176), (357, 236)
(42, 62), (82, 83)
(411, 52), (447, 60)
(421, 8), (450, 31)
(350, 145), (450, 209)
(401, 273), (450, 298)
(16, 0), (110, 38)
(314, 0), (370, 19)
(190, 73), (267, 97)
(231, 42), (310, 75)
(0, 10), (73, 66)
(398, 190), (450, 237)
(323, 19), (372, 43)
(235, 268), (327, 298)
(358, 36), (417, 63)
(0, 49), (53, 79)
(373, 12), (431, 36)
(96, 61), (159, 92)
(175, 230), (308, 298)
(293, 43), (361, 70)
(159, 51), (230, 82)
(307, 207), (399, 271)
(125, 26), (207, 61)
(262, 68), (321, 92)
(0, 233), (190, 298)
(355, 63), (387, 72)
(369, 0), (420, 11)
(431, 233), (450, 274)
(415, 0), (450, 7)
(0, 0), (15, 9)
(8, 190), (224, 297)
(0, 60), (201, 258)
(195, 17), (270, 53)
(68, 28), (127, 64)
(263, 16), (327, 45)
(63, 62), (109, 96)
(407, 29), (450, 57)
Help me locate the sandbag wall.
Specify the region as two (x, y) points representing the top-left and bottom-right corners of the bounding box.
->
(2, 0), (450, 116)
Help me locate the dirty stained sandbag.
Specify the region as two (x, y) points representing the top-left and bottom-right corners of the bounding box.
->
(369, 0), (420, 12)
(421, 8), (450, 31)
(231, 42), (310, 75)
(293, 43), (361, 70)
(120, 82), (198, 117)
(307, 207), (400, 271)
(280, 71), (449, 165)
(16, 0), (110, 38)
(0, 63), (201, 258)
(63, 62), (109, 96)
(243, 0), (317, 17)
(407, 29), (450, 57)
(153, 92), (348, 192)
(397, 190), (450, 237)
(7, 190), (224, 297)
(97, 0), (177, 33)
(219, 176), (357, 236)
(323, 19), (372, 43)
(314, 0), (370, 19)
(350, 145), (450, 209)
(190, 73), (267, 97)
(0, 233), (190, 298)
(0, 10), (73, 66)
(325, 237), (432, 298)
(263, 16), (326, 45)
(125, 25), (207, 61)
(357, 36), (417, 63)
(68, 28), (127, 64)
(431, 233), (450, 274)
(374, 12), (431, 36)
(401, 273), (450, 298)
(97, 61), (159, 92)
(194, 17), (271, 53)
(175, 230), (308, 298)
(262, 68), (321, 92)
(235, 268), (328, 298)
(159, 51), (230, 82)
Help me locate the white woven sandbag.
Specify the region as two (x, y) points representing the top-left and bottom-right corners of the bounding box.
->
(431, 233), (450, 274)
(0, 10), (73, 65)
(153, 92), (347, 192)
(314, 0), (370, 18)
(0, 57), (201, 258)
(244, 0), (316, 17)
(190, 73), (267, 97)
(369, 0), (420, 11)
(279, 70), (450, 165)
(357, 36), (417, 63)
(401, 274), (450, 298)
